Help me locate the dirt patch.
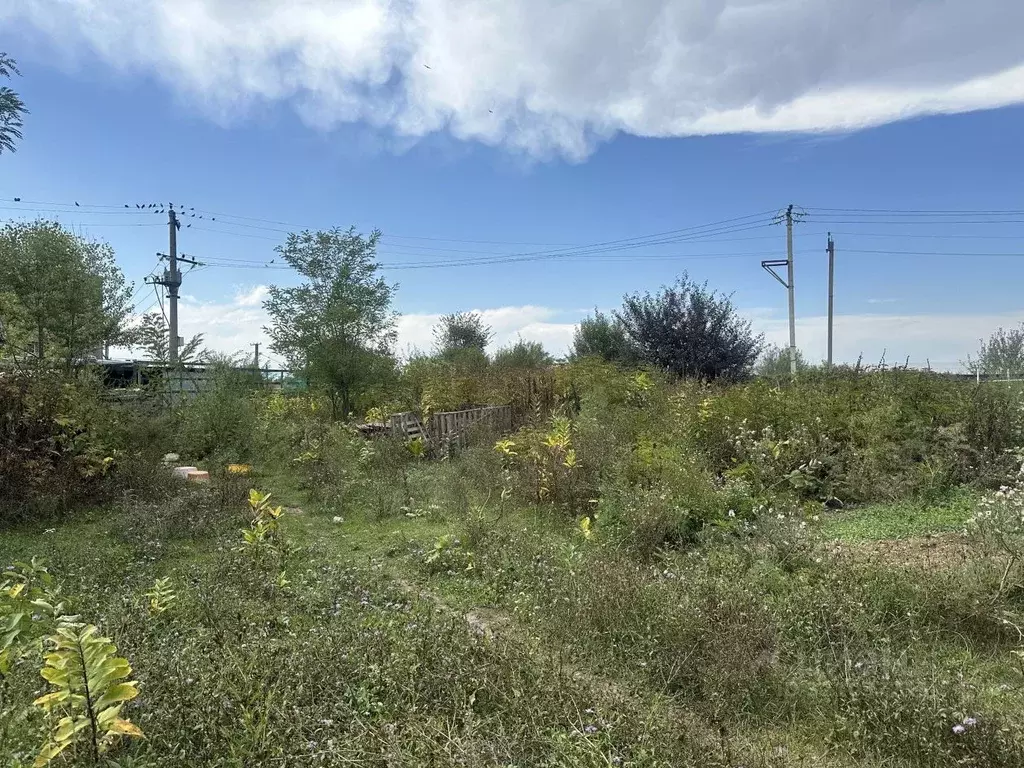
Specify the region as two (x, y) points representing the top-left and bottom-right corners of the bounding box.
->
(826, 533), (971, 569)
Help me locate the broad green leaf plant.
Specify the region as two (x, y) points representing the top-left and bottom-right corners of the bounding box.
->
(1, 558), (70, 678)
(143, 577), (177, 616)
(33, 622), (144, 766)
(241, 489), (285, 554)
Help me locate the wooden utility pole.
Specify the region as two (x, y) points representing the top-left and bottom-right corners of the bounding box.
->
(827, 233), (835, 368)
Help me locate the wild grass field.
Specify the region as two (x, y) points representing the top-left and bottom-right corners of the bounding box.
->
(4, 362), (1024, 767)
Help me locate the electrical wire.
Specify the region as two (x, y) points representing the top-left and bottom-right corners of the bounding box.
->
(0, 205), (157, 218)
(192, 216), (780, 264)
(829, 231), (1024, 240)
(805, 207), (1024, 216)
(0, 197), (138, 210)
(153, 285), (167, 324)
(841, 248), (1024, 257)
(191, 225), (281, 241)
(135, 299), (160, 316)
(804, 217), (1024, 226)
(189, 248), (806, 273)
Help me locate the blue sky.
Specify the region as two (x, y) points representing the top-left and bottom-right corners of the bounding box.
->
(2, 0), (1024, 368)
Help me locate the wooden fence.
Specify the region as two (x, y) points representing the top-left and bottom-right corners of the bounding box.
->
(390, 405), (513, 451)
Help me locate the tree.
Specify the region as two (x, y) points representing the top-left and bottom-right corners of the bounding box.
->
(570, 308), (634, 363)
(433, 312), (492, 356)
(0, 53), (27, 154)
(615, 274), (763, 380)
(0, 221), (134, 368)
(263, 227), (397, 419)
(967, 325), (1024, 377)
(134, 312), (206, 363)
(492, 339), (553, 370)
(756, 343), (810, 380)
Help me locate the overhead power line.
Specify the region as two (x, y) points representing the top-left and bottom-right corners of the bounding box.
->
(191, 248), (808, 272)
(842, 248), (1024, 257)
(829, 231), (1024, 240)
(805, 206), (1024, 216)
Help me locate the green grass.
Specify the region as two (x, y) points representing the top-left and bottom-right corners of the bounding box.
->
(3, 462), (1022, 767)
(821, 489), (976, 540)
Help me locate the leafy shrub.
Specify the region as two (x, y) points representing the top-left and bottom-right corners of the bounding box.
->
(292, 422), (371, 511)
(969, 460), (1024, 596)
(34, 622), (144, 765)
(600, 484), (707, 559)
(667, 369), (1023, 505)
(113, 482), (240, 559)
(174, 363), (262, 461)
(0, 373), (113, 521)
(495, 414), (589, 513)
(828, 654), (1023, 767)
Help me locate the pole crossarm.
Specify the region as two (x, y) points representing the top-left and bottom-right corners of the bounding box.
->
(761, 259), (790, 288)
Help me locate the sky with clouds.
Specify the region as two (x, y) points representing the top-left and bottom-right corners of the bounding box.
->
(3, 0), (1024, 370)
(174, 288), (1024, 372)
(3, 0), (1023, 158)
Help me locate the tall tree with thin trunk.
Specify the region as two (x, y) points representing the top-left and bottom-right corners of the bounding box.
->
(0, 221), (134, 368)
(264, 227), (398, 419)
(134, 312), (206, 363)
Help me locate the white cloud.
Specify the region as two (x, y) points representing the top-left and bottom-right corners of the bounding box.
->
(234, 285), (270, 307)
(111, 288), (1019, 372)
(5, 0), (1023, 158)
(119, 296), (574, 362)
(177, 296), (271, 359)
(754, 309), (1024, 371)
(396, 305), (575, 355)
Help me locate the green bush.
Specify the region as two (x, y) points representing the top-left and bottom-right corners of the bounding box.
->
(0, 372), (113, 521)
(829, 655), (1024, 767)
(174, 364), (263, 461)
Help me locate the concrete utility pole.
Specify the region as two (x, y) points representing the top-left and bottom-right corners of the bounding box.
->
(167, 206), (181, 364)
(785, 204), (797, 375)
(761, 203), (801, 375)
(253, 342), (260, 370)
(827, 233), (835, 368)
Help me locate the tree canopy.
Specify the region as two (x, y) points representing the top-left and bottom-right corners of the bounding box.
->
(755, 343), (810, 380)
(263, 227), (397, 418)
(570, 308), (634, 364)
(967, 324), (1024, 377)
(0, 53), (27, 155)
(133, 312), (206, 364)
(0, 221), (133, 367)
(492, 339), (553, 370)
(433, 312), (493, 356)
(615, 274), (763, 380)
